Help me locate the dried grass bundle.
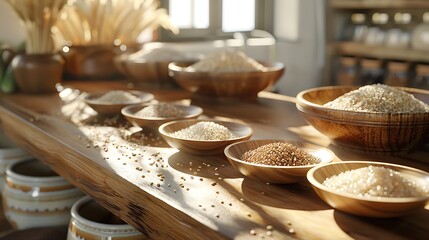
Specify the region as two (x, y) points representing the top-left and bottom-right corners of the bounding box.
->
(5, 0), (67, 54)
(53, 0), (178, 46)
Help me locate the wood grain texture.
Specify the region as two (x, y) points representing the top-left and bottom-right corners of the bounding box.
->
(83, 90), (154, 116)
(0, 81), (428, 240)
(224, 139), (336, 184)
(169, 61), (285, 100)
(159, 119), (253, 155)
(307, 161), (429, 218)
(296, 86), (429, 152)
(122, 103), (203, 130)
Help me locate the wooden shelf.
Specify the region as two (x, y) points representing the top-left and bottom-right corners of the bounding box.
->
(331, 42), (429, 62)
(329, 0), (429, 9)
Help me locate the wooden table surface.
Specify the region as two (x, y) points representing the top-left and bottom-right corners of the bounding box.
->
(0, 81), (428, 240)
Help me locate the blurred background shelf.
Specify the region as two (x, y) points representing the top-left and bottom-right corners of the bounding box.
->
(330, 0), (429, 9)
(326, 0), (429, 89)
(331, 42), (429, 62)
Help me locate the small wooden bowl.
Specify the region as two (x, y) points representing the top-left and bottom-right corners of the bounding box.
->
(121, 103), (203, 129)
(168, 61), (285, 99)
(307, 161), (429, 218)
(296, 86), (429, 152)
(158, 119), (253, 155)
(84, 90), (154, 115)
(224, 139), (335, 184)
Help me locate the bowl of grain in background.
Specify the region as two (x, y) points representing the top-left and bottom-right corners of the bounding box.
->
(296, 84), (429, 152)
(224, 139), (335, 184)
(307, 161), (429, 218)
(115, 47), (192, 88)
(168, 50), (285, 100)
(83, 90), (154, 115)
(159, 119), (253, 155)
(121, 102), (203, 129)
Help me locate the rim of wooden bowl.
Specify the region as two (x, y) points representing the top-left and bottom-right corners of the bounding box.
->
(296, 86), (429, 122)
(307, 161), (429, 203)
(158, 119), (253, 143)
(84, 90), (154, 106)
(224, 139), (335, 170)
(121, 103), (203, 121)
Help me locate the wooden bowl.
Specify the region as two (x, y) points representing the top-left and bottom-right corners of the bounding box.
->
(158, 119), (253, 155)
(121, 103), (203, 129)
(307, 161), (429, 218)
(296, 86), (429, 152)
(84, 90), (154, 115)
(168, 61), (285, 99)
(224, 139), (335, 184)
(114, 55), (176, 87)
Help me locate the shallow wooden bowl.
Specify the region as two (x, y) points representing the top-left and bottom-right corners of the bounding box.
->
(158, 119), (253, 155)
(168, 61), (285, 99)
(296, 86), (429, 152)
(224, 139), (335, 184)
(307, 161), (429, 218)
(84, 90), (154, 115)
(121, 103), (203, 129)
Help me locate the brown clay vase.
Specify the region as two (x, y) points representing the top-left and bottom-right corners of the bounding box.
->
(12, 53), (64, 94)
(60, 45), (122, 80)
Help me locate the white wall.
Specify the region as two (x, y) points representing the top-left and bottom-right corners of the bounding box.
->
(0, 1), (25, 46)
(273, 0), (326, 96)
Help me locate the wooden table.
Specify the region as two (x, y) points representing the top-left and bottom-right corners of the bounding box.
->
(0, 82), (428, 240)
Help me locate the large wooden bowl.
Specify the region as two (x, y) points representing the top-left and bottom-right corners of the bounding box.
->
(307, 161), (429, 218)
(224, 139), (335, 184)
(84, 90), (154, 116)
(296, 86), (429, 152)
(168, 61), (285, 99)
(121, 103), (203, 129)
(158, 119), (253, 155)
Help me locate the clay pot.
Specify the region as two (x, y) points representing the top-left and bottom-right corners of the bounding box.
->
(61, 45), (123, 80)
(2, 159), (84, 229)
(12, 53), (64, 94)
(67, 196), (144, 240)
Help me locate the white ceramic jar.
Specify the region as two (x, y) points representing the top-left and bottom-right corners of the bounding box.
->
(2, 159), (84, 229)
(67, 196), (145, 240)
(0, 132), (32, 192)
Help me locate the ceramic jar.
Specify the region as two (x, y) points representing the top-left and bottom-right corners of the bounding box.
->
(2, 159), (84, 229)
(0, 132), (32, 192)
(12, 53), (64, 94)
(61, 45), (122, 80)
(67, 196), (144, 240)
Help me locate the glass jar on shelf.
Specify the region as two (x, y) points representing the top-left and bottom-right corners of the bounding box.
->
(385, 12), (412, 48)
(351, 13), (368, 42)
(413, 64), (429, 90)
(411, 12), (429, 51)
(359, 58), (385, 85)
(384, 61), (410, 87)
(365, 13), (388, 45)
(336, 56), (359, 86)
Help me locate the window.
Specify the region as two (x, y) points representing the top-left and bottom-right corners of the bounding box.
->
(169, 0), (209, 29)
(159, 0), (272, 41)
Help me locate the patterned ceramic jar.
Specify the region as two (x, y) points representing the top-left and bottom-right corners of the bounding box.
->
(67, 196), (144, 240)
(2, 159), (84, 229)
(0, 132), (32, 192)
